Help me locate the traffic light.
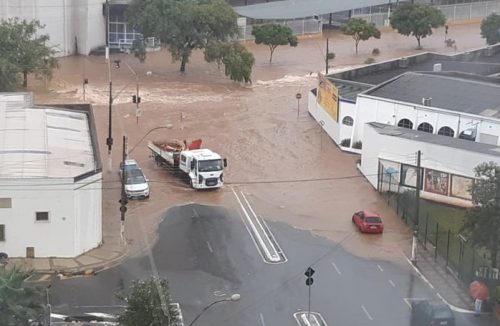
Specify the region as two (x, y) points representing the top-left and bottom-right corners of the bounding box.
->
(132, 95), (141, 104)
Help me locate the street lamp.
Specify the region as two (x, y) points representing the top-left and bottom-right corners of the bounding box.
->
(188, 293), (240, 326)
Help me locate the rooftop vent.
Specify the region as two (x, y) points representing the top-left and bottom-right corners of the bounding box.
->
(422, 97), (432, 106)
(433, 63), (442, 72)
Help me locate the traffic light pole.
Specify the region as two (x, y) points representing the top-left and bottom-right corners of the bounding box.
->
(120, 136), (128, 244)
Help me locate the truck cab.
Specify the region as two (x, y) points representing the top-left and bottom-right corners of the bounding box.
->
(180, 149), (227, 189)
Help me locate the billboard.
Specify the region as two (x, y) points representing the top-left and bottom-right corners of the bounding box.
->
(450, 175), (473, 200)
(317, 73), (339, 122)
(424, 169), (449, 196)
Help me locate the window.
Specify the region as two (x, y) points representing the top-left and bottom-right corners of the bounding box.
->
(0, 198), (11, 208)
(0, 225), (4, 241)
(438, 126), (454, 137)
(417, 122), (434, 133)
(342, 116), (354, 126)
(397, 118), (413, 129)
(35, 212), (49, 222)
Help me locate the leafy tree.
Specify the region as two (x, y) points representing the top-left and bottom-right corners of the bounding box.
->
(462, 162), (500, 268)
(0, 18), (58, 89)
(341, 18), (381, 54)
(390, 4), (446, 48)
(0, 58), (20, 91)
(251, 24), (298, 63)
(128, 0), (238, 73)
(0, 267), (45, 325)
(117, 277), (179, 326)
(205, 41), (255, 83)
(480, 13), (500, 45)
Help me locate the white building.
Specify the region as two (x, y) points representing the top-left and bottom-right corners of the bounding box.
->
(0, 93), (102, 258)
(308, 45), (500, 205)
(0, 0), (106, 56)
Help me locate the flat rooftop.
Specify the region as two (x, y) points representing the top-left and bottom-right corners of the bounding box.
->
(365, 71), (500, 117)
(0, 93), (96, 179)
(368, 122), (500, 158)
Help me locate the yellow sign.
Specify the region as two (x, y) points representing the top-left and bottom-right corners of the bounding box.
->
(317, 73), (339, 122)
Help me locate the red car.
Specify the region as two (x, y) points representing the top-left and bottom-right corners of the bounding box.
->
(352, 210), (384, 234)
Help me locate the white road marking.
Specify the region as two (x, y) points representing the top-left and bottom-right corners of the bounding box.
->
(259, 312), (266, 326)
(377, 264), (384, 272)
(192, 207), (199, 217)
(389, 280), (396, 287)
(331, 262), (341, 275)
(85, 312), (117, 319)
(206, 241), (214, 253)
(213, 290), (226, 297)
(51, 313), (68, 320)
(361, 305), (373, 321)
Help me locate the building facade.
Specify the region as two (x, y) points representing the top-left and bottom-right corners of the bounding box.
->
(0, 93), (102, 258)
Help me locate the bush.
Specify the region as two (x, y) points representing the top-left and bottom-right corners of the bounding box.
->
(372, 48), (380, 56)
(352, 140), (363, 149)
(340, 138), (351, 147)
(327, 52), (335, 60)
(364, 57), (375, 64)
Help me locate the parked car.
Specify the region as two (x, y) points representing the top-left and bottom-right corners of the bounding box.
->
(119, 159), (140, 177)
(121, 160), (150, 199)
(352, 210), (384, 233)
(411, 300), (455, 326)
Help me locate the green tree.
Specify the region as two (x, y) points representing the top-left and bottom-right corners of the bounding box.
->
(117, 277), (179, 326)
(341, 18), (381, 54)
(390, 4), (446, 48)
(0, 267), (45, 325)
(480, 13), (500, 45)
(205, 41), (255, 83)
(251, 24), (298, 63)
(462, 162), (500, 268)
(0, 18), (58, 89)
(128, 0), (238, 73)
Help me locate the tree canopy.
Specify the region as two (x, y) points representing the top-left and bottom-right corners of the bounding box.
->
(480, 13), (500, 45)
(462, 162), (500, 268)
(390, 4), (446, 48)
(251, 24), (298, 63)
(117, 277), (178, 326)
(341, 18), (381, 54)
(0, 18), (58, 90)
(205, 41), (255, 83)
(128, 0), (238, 73)
(0, 267), (45, 325)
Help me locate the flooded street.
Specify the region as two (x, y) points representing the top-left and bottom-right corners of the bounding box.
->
(33, 21), (486, 263)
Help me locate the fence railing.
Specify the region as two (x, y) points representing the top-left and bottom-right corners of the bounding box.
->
(238, 18), (322, 41)
(386, 191), (499, 297)
(352, 0), (500, 26)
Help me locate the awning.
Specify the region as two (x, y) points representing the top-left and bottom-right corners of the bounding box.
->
(234, 0), (391, 20)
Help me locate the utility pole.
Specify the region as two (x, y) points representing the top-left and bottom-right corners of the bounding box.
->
(119, 136), (128, 244)
(411, 150), (421, 264)
(325, 38), (329, 74)
(105, 0), (113, 172)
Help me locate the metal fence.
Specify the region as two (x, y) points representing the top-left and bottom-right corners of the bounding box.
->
(386, 191), (500, 298)
(352, 0), (500, 26)
(238, 18), (322, 41)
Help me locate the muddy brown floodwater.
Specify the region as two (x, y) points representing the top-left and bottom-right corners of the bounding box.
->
(32, 21), (485, 262)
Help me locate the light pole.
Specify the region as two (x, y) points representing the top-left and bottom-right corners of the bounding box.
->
(188, 294), (240, 326)
(46, 285), (52, 326)
(296, 92), (302, 119)
(114, 59), (141, 124)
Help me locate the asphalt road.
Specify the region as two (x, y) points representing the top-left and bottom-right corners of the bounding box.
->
(49, 203), (496, 326)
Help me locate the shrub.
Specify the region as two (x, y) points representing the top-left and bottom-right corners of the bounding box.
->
(352, 140), (363, 149)
(340, 138), (351, 147)
(364, 57), (375, 64)
(372, 48), (380, 55)
(327, 52), (335, 60)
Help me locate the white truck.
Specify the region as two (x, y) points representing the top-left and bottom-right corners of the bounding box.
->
(148, 139), (227, 189)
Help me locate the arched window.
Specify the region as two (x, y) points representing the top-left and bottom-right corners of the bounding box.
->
(342, 116), (354, 126)
(397, 118), (413, 129)
(438, 126), (455, 137)
(417, 122), (434, 133)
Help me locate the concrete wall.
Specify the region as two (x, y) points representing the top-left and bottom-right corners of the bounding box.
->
(353, 95), (500, 146)
(0, 175), (102, 258)
(0, 0), (106, 56)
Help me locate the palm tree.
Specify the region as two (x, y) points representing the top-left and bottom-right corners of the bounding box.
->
(0, 266), (45, 325)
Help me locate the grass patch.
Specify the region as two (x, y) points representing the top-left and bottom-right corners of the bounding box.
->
(419, 199), (466, 234)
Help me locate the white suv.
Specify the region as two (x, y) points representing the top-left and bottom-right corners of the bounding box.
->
(120, 159), (150, 199)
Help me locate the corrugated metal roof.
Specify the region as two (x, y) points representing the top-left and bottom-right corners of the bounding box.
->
(234, 0), (390, 20)
(0, 94), (95, 178)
